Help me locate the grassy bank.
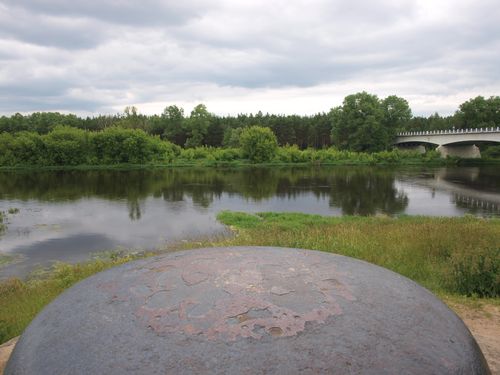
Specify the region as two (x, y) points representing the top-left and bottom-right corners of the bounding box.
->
(1, 213), (499, 344)
(0, 252), (152, 343)
(214, 212), (500, 297)
(2, 148), (498, 172)
(0, 158), (449, 171)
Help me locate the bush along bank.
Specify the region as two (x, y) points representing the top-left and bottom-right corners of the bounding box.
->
(0, 126), (180, 167)
(0, 125), (448, 169)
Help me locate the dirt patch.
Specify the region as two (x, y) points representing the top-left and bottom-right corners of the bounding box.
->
(449, 302), (500, 375)
(1, 303), (499, 374)
(0, 337), (18, 375)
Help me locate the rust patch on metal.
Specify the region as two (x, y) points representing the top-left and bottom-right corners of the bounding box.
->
(106, 250), (356, 341)
(181, 271), (209, 286)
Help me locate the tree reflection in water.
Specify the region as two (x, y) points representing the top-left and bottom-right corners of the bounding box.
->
(326, 168), (408, 215)
(0, 167), (411, 217)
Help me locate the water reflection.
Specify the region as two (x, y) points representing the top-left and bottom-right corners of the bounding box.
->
(406, 167), (500, 216)
(0, 168), (411, 216)
(326, 169), (408, 215)
(0, 166), (499, 278)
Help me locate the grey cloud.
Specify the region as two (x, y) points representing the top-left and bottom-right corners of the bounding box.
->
(0, 0), (499, 115)
(0, 5), (109, 49)
(3, 0), (208, 27)
(0, 75), (72, 97)
(0, 0), (210, 49)
(0, 22), (106, 50)
(0, 50), (17, 61)
(325, 0), (418, 25)
(0, 93), (105, 113)
(162, 2), (431, 88)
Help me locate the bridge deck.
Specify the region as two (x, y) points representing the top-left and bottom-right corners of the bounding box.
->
(395, 127), (500, 147)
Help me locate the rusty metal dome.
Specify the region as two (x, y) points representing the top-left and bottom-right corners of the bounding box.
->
(6, 247), (490, 374)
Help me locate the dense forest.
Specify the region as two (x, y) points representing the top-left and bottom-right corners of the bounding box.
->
(0, 93), (498, 165)
(1, 93), (498, 147)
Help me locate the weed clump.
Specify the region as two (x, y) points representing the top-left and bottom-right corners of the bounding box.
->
(450, 248), (500, 297)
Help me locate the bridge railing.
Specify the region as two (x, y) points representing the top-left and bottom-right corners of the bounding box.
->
(397, 127), (500, 137)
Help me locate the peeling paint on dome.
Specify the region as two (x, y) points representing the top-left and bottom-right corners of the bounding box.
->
(124, 249), (356, 340)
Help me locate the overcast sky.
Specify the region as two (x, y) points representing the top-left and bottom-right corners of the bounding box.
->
(0, 0), (499, 117)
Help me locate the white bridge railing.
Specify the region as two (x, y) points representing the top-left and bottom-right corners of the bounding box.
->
(397, 127), (500, 137)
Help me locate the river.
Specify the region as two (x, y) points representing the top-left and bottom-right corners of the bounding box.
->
(0, 165), (499, 279)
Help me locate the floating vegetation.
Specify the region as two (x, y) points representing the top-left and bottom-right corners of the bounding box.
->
(0, 253), (14, 267)
(0, 212), (5, 233)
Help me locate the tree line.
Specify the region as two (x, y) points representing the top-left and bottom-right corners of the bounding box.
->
(0, 93), (498, 153)
(0, 123), (443, 167)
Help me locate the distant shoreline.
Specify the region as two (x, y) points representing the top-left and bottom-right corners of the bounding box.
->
(1, 158), (486, 171)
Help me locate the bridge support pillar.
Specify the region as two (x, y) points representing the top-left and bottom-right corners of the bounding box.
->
(436, 144), (481, 158)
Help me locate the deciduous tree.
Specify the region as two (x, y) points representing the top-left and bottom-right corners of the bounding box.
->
(240, 126), (278, 162)
(330, 92), (387, 152)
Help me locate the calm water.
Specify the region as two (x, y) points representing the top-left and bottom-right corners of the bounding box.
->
(1, 166), (499, 279)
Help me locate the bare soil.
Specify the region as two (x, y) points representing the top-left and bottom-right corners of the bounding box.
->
(449, 302), (500, 375)
(0, 337), (17, 375)
(1, 302), (499, 374)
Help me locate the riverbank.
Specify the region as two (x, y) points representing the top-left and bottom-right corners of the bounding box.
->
(0, 152), (449, 171)
(1, 213), (498, 342)
(2, 154), (498, 172)
(0, 251), (154, 344)
(213, 212), (500, 296)
(0, 213), (499, 369)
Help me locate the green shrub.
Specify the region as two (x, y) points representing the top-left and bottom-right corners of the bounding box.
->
(180, 147), (212, 160)
(483, 145), (500, 159)
(159, 141), (181, 162)
(423, 149), (441, 161)
(450, 248), (499, 297)
(212, 148), (241, 161)
(240, 126), (278, 162)
(0, 132), (46, 166)
(93, 127), (144, 164)
(42, 126), (91, 165)
(373, 150), (400, 163)
(92, 127), (177, 164)
(275, 145), (310, 163)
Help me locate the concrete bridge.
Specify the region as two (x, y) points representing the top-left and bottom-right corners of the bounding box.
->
(394, 127), (500, 158)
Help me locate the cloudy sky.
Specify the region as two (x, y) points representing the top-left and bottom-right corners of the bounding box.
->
(0, 0), (499, 116)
